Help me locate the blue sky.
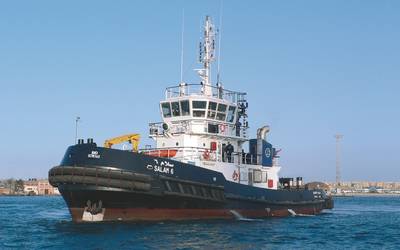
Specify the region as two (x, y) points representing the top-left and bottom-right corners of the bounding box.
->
(0, 0), (399, 181)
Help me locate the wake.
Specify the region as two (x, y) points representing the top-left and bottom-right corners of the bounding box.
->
(229, 210), (263, 221)
(288, 209), (315, 217)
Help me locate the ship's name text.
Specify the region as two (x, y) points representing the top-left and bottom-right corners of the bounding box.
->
(146, 159), (174, 175)
(88, 151), (100, 159)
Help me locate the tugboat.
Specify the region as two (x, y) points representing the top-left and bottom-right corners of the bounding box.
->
(49, 16), (333, 222)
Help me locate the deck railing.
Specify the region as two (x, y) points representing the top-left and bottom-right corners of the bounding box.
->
(165, 84), (246, 104)
(148, 120), (248, 138)
(139, 146), (261, 166)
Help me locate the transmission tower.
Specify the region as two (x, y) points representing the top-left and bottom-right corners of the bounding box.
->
(335, 134), (343, 186)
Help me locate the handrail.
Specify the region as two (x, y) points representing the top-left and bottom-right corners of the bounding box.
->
(149, 120), (248, 138)
(139, 146), (206, 152)
(165, 83), (246, 103)
(139, 146), (264, 166)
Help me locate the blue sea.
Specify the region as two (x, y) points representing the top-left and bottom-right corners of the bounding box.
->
(0, 196), (399, 249)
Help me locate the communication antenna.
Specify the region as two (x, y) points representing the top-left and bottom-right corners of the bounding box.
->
(334, 134), (344, 187)
(198, 18), (203, 63)
(216, 0), (223, 85)
(75, 116), (81, 144)
(179, 9), (185, 83)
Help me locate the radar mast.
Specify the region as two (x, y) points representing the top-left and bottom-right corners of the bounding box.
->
(197, 16), (216, 96)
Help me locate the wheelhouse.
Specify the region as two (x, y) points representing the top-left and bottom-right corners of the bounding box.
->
(160, 99), (237, 124)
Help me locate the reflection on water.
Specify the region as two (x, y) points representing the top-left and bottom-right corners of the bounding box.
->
(0, 196), (399, 249)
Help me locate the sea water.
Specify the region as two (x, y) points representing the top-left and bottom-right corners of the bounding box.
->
(0, 196), (399, 249)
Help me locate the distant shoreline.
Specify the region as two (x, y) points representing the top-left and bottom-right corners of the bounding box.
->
(333, 193), (400, 197)
(2, 193), (399, 198)
(0, 194), (60, 197)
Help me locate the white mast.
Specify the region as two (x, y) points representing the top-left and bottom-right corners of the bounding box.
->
(216, 0), (223, 86)
(197, 16), (216, 96)
(179, 9), (185, 83)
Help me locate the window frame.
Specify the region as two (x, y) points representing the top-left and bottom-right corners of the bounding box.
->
(215, 103), (227, 121)
(207, 101), (217, 119)
(161, 102), (172, 118)
(253, 169), (263, 183)
(180, 100), (190, 116)
(192, 100), (208, 118)
(226, 106), (237, 123)
(217, 103), (227, 112)
(216, 112), (226, 121)
(171, 101), (181, 117)
(192, 100), (207, 109)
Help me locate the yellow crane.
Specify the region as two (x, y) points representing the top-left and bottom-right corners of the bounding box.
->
(104, 134), (141, 152)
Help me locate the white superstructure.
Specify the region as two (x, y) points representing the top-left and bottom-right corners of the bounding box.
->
(144, 16), (281, 190)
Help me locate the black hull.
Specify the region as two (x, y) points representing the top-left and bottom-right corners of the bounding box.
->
(49, 143), (333, 222)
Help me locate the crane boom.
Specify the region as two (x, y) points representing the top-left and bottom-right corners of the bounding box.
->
(104, 134), (140, 152)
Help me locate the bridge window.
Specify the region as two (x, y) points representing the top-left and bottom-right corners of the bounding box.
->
(226, 106), (236, 123)
(192, 101), (207, 109)
(207, 101), (217, 119)
(180, 100), (190, 116)
(216, 103), (227, 121)
(192, 100), (207, 117)
(171, 102), (180, 117)
(217, 104), (227, 112)
(193, 110), (206, 117)
(216, 112), (226, 121)
(161, 102), (171, 118)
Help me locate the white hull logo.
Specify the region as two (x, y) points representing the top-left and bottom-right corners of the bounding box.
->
(265, 148), (271, 158)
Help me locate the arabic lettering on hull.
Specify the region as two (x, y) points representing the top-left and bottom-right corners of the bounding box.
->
(146, 159), (175, 175)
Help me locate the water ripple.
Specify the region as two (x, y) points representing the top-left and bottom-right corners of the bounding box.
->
(0, 196), (399, 249)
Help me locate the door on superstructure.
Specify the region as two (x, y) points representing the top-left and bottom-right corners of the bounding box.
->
(248, 169), (253, 186)
(221, 143), (226, 162)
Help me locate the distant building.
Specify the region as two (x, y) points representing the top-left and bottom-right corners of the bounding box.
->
(24, 180), (39, 195)
(326, 181), (400, 194)
(0, 187), (11, 195)
(23, 179), (59, 195)
(37, 179), (54, 195)
(305, 182), (330, 192)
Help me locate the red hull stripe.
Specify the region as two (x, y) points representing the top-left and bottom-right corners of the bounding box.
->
(70, 207), (323, 222)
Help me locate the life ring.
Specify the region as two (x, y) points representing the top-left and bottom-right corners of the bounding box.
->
(219, 124), (226, 133)
(203, 150), (210, 160)
(232, 170), (239, 181)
